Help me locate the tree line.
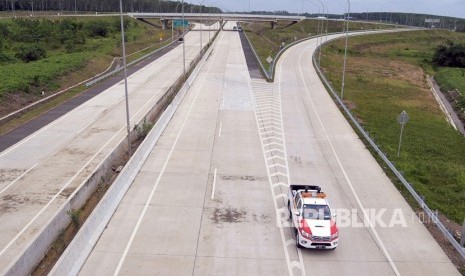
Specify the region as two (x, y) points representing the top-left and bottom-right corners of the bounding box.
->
(0, 0), (221, 14)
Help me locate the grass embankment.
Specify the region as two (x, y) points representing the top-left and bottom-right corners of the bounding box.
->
(435, 67), (465, 119)
(319, 30), (465, 224)
(0, 16), (171, 132)
(436, 67), (465, 94)
(246, 23), (465, 223)
(243, 19), (397, 72)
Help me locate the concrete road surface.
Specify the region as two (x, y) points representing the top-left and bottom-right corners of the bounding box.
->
(79, 27), (459, 275)
(80, 21), (293, 275)
(0, 23), (216, 272)
(277, 34), (459, 275)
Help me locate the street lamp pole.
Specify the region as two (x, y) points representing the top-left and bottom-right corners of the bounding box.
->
(119, 0), (131, 153)
(182, 0), (186, 77)
(341, 0), (350, 100)
(199, 1), (205, 53)
(313, 0), (326, 66)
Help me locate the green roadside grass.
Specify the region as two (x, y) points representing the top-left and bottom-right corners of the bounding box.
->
(0, 16), (172, 134)
(242, 19), (397, 72)
(320, 30), (465, 224)
(435, 67), (465, 98)
(245, 23), (465, 223)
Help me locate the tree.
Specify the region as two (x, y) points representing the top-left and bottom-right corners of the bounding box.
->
(15, 44), (46, 62)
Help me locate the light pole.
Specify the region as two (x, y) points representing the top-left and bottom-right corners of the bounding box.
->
(198, 0), (208, 53)
(182, 0), (186, 77)
(312, 0), (327, 66)
(172, 1), (182, 42)
(119, 0), (131, 153)
(340, 0), (350, 100)
(305, 0), (325, 66)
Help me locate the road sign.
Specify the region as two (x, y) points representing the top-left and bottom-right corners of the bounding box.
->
(266, 56), (273, 64)
(173, 19), (189, 28)
(397, 110), (409, 125)
(397, 111), (409, 157)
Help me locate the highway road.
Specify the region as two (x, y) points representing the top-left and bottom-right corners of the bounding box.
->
(0, 23), (216, 272)
(277, 33), (459, 275)
(79, 21), (294, 275)
(77, 26), (459, 275)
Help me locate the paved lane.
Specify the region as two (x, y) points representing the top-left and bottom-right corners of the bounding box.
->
(79, 22), (298, 275)
(277, 34), (459, 275)
(0, 24), (216, 272)
(77, 29), (459, 276)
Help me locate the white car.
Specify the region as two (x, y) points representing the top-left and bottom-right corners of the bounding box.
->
(288, 185), (339, 249)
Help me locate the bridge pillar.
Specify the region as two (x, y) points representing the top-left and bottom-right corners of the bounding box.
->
(161, 19), (168, 30)
(220, 19), (224, 30)
(271, 21), (277, 29)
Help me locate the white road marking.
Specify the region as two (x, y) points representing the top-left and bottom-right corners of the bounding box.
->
(0, 105), (84, 158)
(113, 37), (218, 276)
(248, 78), (306, 276)
(218, 122), (222, 138)
(0, 61), (182, 258)
(0, 163), (37, 196)
(211, 168), (218, 200)
(276, 51), (308, 276)
(297, 48), (401, 276)
(76, 120), (95, 134)
(0, 127), (123, 257)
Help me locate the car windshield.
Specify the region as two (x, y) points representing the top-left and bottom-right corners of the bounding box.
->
(302, 204), (331, 220)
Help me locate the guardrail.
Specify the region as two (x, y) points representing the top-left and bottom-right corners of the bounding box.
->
(312, 37), (465, 261)
(4, 26), (221, 276)
(85, 28), (190, 88)
(49, 25), (219, 276)
(241, 26), (413, 82)
(240, 28), (271, 80)
(0, 58), (118, 126)
(241, 28), (351, 81)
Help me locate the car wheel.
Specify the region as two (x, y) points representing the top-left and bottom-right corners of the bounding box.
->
(288, 201), (292, 219)
(295, 229), (302, 248)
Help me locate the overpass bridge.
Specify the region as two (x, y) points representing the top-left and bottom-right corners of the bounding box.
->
(127, 13), (305, 29)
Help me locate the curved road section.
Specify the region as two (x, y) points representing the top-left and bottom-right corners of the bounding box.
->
(75, 26), (458, 275)
(277, 33), (458, 275)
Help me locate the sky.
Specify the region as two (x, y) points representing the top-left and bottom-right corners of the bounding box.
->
(201, 0), (465, 19)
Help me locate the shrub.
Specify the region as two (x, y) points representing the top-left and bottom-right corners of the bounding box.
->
(85, 20), (110, 37)
(112, 17), (129, 32)
(15, 44), (47, 62)
(433, 41), (465, 68)
(0, 52), (14, 63)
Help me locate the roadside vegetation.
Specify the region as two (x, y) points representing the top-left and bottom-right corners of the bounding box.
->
(0, 16), (171, 121)
(320, 30), (465, 225)
(242, 19), (396, 72)
(433, 42), (465, 123)
(244, 20), (465, 224)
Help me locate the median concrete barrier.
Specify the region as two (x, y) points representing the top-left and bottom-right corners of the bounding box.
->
(4, 28), (219, 276)
(48, 32), (217, 276)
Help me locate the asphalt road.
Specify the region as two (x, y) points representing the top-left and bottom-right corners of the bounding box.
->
(0, 24), (217, 273)
(77, 27), (459, 275)
(0, 40), (181, 152)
